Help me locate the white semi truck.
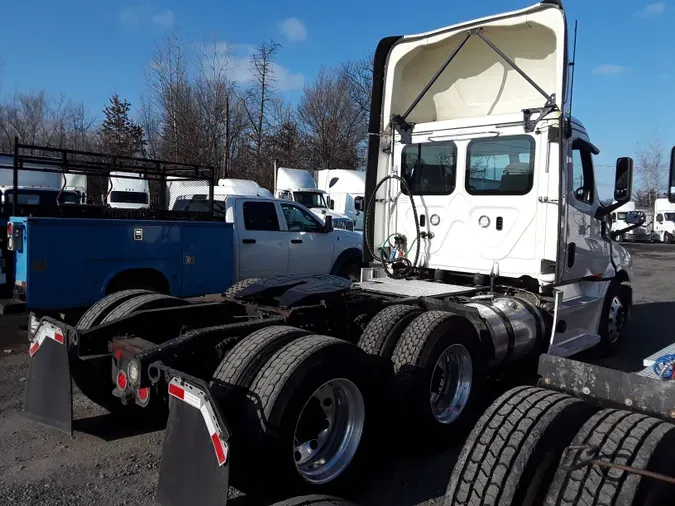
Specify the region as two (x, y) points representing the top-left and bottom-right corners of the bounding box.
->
(611, 201), (651, 242)
(23, 2), (648, 505)
(317, 169), (366, 232)
(275, 166), (356, 231)
(106, 171), (150, 209)
(653, 197), (675, 242)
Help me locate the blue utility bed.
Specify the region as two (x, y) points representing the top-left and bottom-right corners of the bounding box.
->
(10, 216), (234, 312)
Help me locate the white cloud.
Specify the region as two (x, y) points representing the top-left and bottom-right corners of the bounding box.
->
(280, 17), (307, 42)
(272, 63), (305, 91)
(636, 2), (666, 17)
(152, 9), (174, 29)
(593, 64), (628, 76)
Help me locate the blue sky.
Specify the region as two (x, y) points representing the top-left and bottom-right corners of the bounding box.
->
(0, 0), (673, 196)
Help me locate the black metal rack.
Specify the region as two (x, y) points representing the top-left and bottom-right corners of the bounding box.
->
(0, 137), (218, 219)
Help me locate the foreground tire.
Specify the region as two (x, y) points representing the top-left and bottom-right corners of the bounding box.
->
(101, 293), (189, 324)
(390, 310), (482, 445)
(234, 335), (372, 501)
(71, 292), (187, 412)
(224, 277), (261, 297)
(76, 289), (154, 330)
(211, 325), (309, 424)
(357, 304), (422, 359)
(545, 409), (675, 506)
(445, 386), (597, 506)
(270, 495), (359, 506)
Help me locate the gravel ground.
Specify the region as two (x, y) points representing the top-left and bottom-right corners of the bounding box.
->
(1, 242), (673, 506)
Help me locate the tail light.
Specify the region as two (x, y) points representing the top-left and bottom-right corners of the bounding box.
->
(6, 223), (13, 251)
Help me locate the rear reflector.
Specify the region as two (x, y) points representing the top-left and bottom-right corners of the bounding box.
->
(29, 323), (65, 357)
(117, 371), (127, 391)
(138, 387), (149, 401)
(168, 377), (229, 466)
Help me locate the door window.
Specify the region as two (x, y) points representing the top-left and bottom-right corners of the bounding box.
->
(571, 140), (596, 205)
(466, 136), (535, 195)
(401, 141), (457, 195)
(657, 213), (664, 223)
(280, 203), (323, 233)
(243, 201), (280, 231)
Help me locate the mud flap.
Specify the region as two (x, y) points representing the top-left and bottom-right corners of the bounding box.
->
(156, 374), (231, 506)
(22, 319), (72, 434)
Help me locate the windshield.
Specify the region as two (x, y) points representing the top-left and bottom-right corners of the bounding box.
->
(110, 191), (149, 204)
(294, 191), (326, 208)
(3, 189), (81, 206)
(617, 213), (627, 221)
(665, 213), (675, 222)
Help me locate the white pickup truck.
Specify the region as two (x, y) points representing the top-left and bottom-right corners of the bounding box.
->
(174, 194), (364, 280)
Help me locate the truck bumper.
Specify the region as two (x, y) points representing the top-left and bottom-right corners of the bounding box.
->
(538, 354), (675, 422)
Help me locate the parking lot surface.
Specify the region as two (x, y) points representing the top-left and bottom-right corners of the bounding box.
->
(1, 242), (674, 506)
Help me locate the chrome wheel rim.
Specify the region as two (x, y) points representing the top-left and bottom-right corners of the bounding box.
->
(607, 296), (625, 343)
(429, 344), (473, 424)
(293, 378), (365, 484)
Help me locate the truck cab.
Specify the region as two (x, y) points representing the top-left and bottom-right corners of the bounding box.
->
(364, 0), (638, 357)
(653, 197), (675, 242)
(107, 171), (150, 209)
(275, 167), (356, 231)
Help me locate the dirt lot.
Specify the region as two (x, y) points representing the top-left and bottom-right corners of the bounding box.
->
(1, 242), (674, 506)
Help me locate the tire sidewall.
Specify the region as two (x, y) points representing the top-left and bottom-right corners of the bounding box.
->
(252, 344), (373, 499)
(598, 281), (630, 355)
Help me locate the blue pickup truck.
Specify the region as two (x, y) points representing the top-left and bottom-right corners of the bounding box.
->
(9, 216), (233, 315)
(2, 141), (229, 323)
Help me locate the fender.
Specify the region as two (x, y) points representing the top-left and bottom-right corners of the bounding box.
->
(100, 265), (173, 301)
(329, 248), (363, 276)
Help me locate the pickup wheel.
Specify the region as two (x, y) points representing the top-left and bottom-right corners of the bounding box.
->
(76, 289), (154, 330)
(390, 311), (482, 446)
(445, 386), (597, 506)
(269, 495), (359, 506)
(357, 304), (422, 359)
(234, 335), (372, 502)
(71, 292), (187, 413)
(545, 409), (675, 506)
(224, 277), (261, 298)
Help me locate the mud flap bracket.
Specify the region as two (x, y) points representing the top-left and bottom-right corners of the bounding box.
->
(156, 368), (231, 506)
(22, 318), (73, 435)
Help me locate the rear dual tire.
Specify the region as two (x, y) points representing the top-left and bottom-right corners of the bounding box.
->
(213, 331), (373, 501)
(71, 290), (187, 412)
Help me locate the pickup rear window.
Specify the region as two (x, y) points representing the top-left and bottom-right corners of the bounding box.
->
(243, 201), (280, 231)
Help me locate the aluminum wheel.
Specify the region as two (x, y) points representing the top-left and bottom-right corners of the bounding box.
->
(607, 295), (625, 343)
(293, 378), (365, 485)
(429, 344), (473, 424)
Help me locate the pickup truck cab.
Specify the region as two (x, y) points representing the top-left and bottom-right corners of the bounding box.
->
(174, 195), (364, 280)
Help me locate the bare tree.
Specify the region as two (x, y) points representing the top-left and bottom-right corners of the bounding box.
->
(298, 67), (364, 171)
(635, 136), (666, 210)
(243, 41), (281, 180)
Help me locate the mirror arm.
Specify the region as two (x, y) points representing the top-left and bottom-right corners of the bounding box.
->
(595, 202), (622, 219)
(610, 223), (643, 240)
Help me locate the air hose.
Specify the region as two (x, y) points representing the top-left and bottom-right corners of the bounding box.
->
(363, 174), (421, 279)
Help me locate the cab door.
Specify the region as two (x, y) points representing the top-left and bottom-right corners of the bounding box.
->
(560, 136), (612, 281)
(279, 202), (334, 275)
(236, 199), (289, 279)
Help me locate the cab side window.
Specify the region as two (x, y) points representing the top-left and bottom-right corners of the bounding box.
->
(571, 140), (596, 205)
(657, 213), (664, 223)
